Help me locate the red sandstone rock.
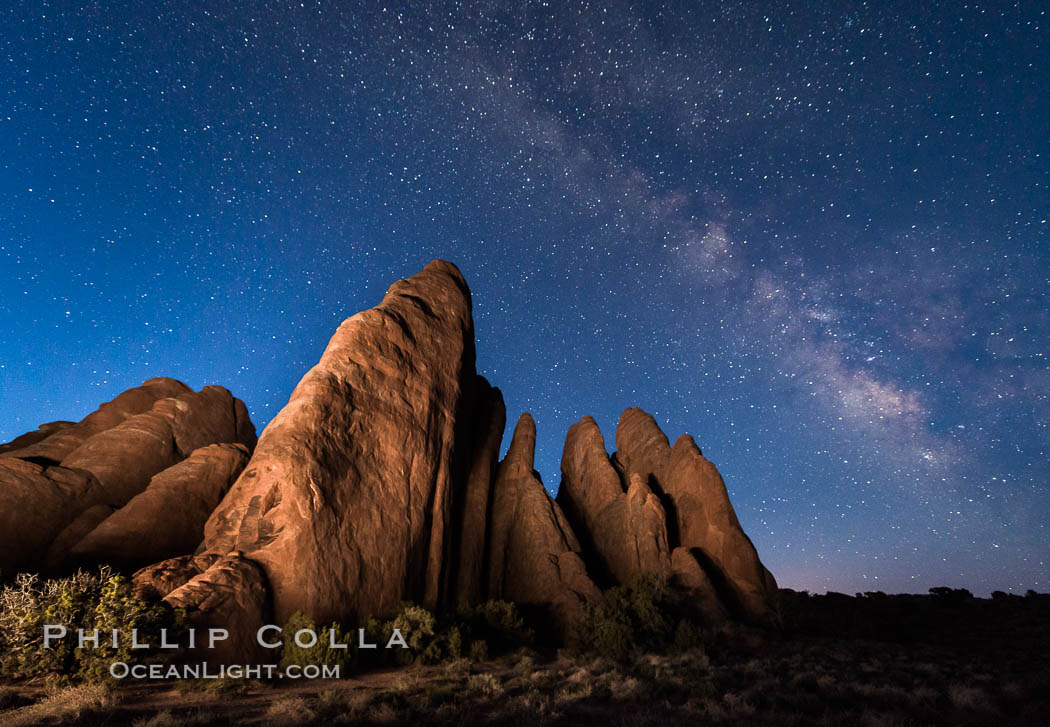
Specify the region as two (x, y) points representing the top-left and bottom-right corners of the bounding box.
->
(162, 553), (272, 665)
(0, 379), (255, 577)
(614, 407), (672, 492)
(487, 414), (600, 639)
(132, 552), (224, 601)
(451, 378), (506, 606)
(42, 504), (114, 570)
(0, 459), (106, 576)
(200, 260), (478, 627)
(613, 407), (777, 624)
(1, 378), (191, 464)
(68, 443), (250, 569)
(62, 386), (256, 507)
(670, 546), (730, 624)
(0, 421), (75, 456)
(662, 434), (775, 623)
(557, 417), (671, 586)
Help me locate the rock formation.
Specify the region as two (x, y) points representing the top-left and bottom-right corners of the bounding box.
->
(614, 408), (778, 624)
(451, 378), (506, 606)
(487, 414), (601, 638)
(557, 417), (671, 586)
(0, 459), (108, 577)
(2, 377), (192, 465)
(67, 443), (250, 570)
(2, 260), (779, 662)
(60, 385), (255, 506)
(0, 379), (256, 576)
(556, 409), (777, 625)
(180, 260), (482, 628)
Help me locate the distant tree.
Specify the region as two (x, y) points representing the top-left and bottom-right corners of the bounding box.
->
(929, 587), (973, 603)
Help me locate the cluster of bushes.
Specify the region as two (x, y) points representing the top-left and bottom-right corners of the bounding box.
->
(280, 573), (712, 671)
(0, 566), (537, 684)
(0, 568), (182, 684)
(1, 567), (719, 685)
(575, 572), (706, 662)
(280, 599), (535, 672)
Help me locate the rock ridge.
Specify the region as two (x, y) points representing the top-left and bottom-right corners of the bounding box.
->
(1, 260), (777, 660)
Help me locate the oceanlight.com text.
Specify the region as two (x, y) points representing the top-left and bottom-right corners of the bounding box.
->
(109, 662), (341, 680)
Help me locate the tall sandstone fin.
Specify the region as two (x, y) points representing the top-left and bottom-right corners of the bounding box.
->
(197, 260), (477, 626)
(663, 434), (776, 623)
(614, 408), (777, 625)
(487, 414), (600, 640)
(557, 416), (670, 586)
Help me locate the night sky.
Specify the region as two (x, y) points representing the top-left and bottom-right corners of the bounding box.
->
(2, 2), (1047, 596)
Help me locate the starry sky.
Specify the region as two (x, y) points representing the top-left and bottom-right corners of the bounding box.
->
(2, 2), (1047, 596)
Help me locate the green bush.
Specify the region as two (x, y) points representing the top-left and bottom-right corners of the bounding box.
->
(457, 600), (534, 655)
(578, 572), (703, 662)
(389, 604), (436, 651)
(279, 611), (352, 673)
(0, 568), (182, 684)
(356, 600), (532, 668)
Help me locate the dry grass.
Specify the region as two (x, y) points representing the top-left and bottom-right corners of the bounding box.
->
(263, 695), (316, 725)
(466, 672), (503, 697)
(367, 702), (399, 723)
(133, 711), (182, 727)
(1, 592), (1048, 727)
(0, 684), (115, 726)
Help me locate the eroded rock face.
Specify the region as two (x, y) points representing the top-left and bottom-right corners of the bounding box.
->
(487, 414), (600, 639)
(199, 260), (478, 627)
(451, 378), (506, 606)
(1, 378), (192, 465)
(43, 505), (115, 570)
(162, 554), (271, 665)
(0, 380), (256, 577)
(132, 552), (224, 601)
(613, 408), (778, 624)
(670, 546), (729, 624)
(61, 386), (256, 507)
(0, 421), (75, 456)
(3, 260), (779, 663)
(67, 443), (250, 570)
(557, 417), (671, 586)
(662, 434), (775, 623)
(615, 408), (672, 495)
(0, 459), (106, 576)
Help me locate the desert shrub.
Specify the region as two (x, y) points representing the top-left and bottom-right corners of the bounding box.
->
(457, 600), (534, 654)
(467, 672), (503, 697)
(469, 639), (489, 662)
(2, 683), (115, 726)
(389, 604), (436, 650)
(279, 611), (352, 673)
(672, 619), (704, 652)
(512, 686), (561, 722)
(358, 600), (532, 668)
(0, 568), (182, 684)
(578, 572), (702, 662)
(263, 695), (315, 725)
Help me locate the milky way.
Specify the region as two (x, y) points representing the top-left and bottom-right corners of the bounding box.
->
(1, 2), (1047, 595)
